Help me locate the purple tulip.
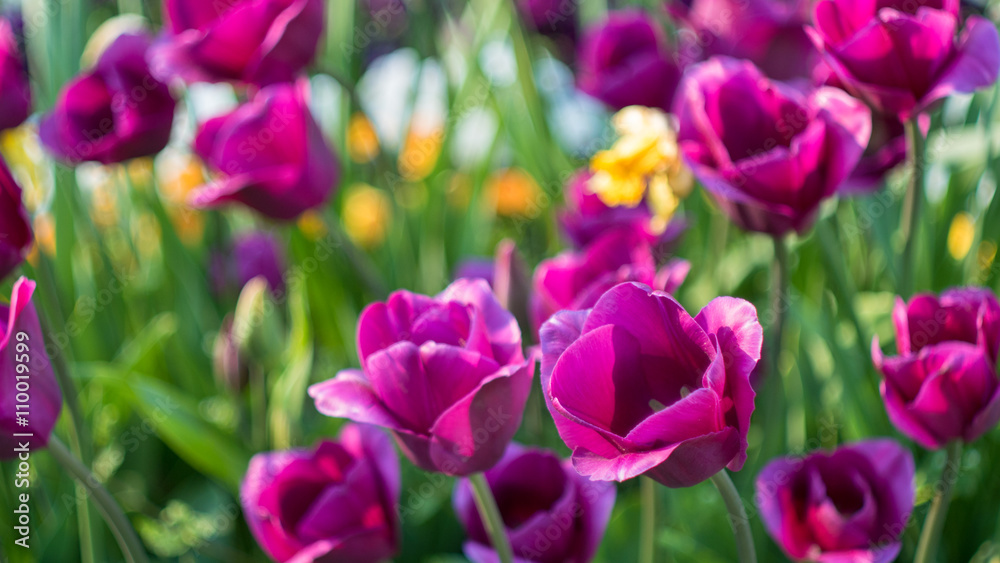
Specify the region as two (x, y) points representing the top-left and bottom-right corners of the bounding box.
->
(873, 288), (1000, 449)
(540, 282), (761, 487)
(576, 10), (682, 113)
(840, 112), (910, 193)
(808, 0), (1000, 120)
(240, 424), (401, 563)
(190, 81), (339, 221)
(674, 56), (871, 236)
(310, 279), (535, 476)
(0, 278), (63, 458)
(213, 231), (287, 295)
(39, 32), (176, 165)
(673, 0), (820, 82)
(151, 0), (324, 87)
(0, 158), (32, 281)
(517, 0), (577, 40)
(756, 439), (915, 563)
(455, 240), (531, 333)
(0, 14), (30, 132)
(530, 228), (690, 335)
(453, 444), (616, 563)
(558, 170), (686, 249)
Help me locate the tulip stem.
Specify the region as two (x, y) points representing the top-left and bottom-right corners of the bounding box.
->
(47, 436), (149, 563)
(639, 477), (656, 563)
(770, 236), (790, 380)
(469, 473), (514, 563)
(710, 470), (757, 563)
(915, 441), (963, 563)
(901, 118), (925, 297)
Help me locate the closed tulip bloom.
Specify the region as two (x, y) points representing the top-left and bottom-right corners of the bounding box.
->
(453, 444), (616, 563)
(241, 424), (401, 563)
(873, 288), (1000, 449)
(310, 279), (535, 476)
(151, 0), (324, 87)
(808, 0), (1000, 119)
(39, 32), (176, 165)
(540, 282), (761, 487)
(530, 228), (690, 334)
(756, 439), (915, 563)
(576, 10), (682, 113)
(559, 171), (686, 249)
(190, 82), (339, 221)
(224, 231), (287, 295)
(517, 0), (577, 40)
(675, 57), (871, 236)
(0, 278), (63, 458)
(0, 14), (30, 132)
(0, 158), (32, 280)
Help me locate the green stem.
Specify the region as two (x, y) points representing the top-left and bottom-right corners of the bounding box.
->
(639, 477), (656, 563)
(901, 118), (926, 297)
(914, 441), (963, 563)
(770, 236), (790, 380)
(36, 296), (97, 563)
(709, 470), (757, 563)
(47, 437), (149, 563)
(468, 473), (513, 563)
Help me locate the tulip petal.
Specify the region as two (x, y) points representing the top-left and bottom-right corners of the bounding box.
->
(920, 15), (1000, 111)
(308, 369), (402, 430)
(428, 359), (534, 475)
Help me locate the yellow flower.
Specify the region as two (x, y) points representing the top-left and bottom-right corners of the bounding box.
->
(343, 183), (393, 249)
(398, 128), (443, 182)
(346, 112), (381, 164)
(587, 106), (691, 224)
(484, 168), (543, 218)
(297, 210), (329, 241)
(947, 212), (975, 261)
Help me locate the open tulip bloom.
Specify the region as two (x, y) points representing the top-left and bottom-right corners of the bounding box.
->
(873, 288), (1000, 449)
(674, 56), (871, 236)
(539, 282), (761, 488)
(310, 278), (535, 476)
(808, 0), (1000, 120)
(757, 439), (916, 563)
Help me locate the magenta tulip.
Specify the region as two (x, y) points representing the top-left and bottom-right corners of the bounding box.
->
(310, 279), (535, 476)
(808, 0), (1000, 119)
(453, 444), (616, 563)
(151, 0), (324, 86)
(0, 14), (30, 132)
(190, 81), (339, 221)
(675, 56), (871, 235)
(39, 32), (176, 165)
(873, 288), (1000, 449)
(0, 278), (62, 458)
(840, 112), (910, 193)
(558, 170), (686, 249)
(757, 439), (915, 563)
(530, 228), (690, 335)
(240, 424), (401, 562)
(540, 282), (761, 487)
(673, 0), (819, 81)
(576, 10), (682, 113)
(0, 158), (32, 280)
